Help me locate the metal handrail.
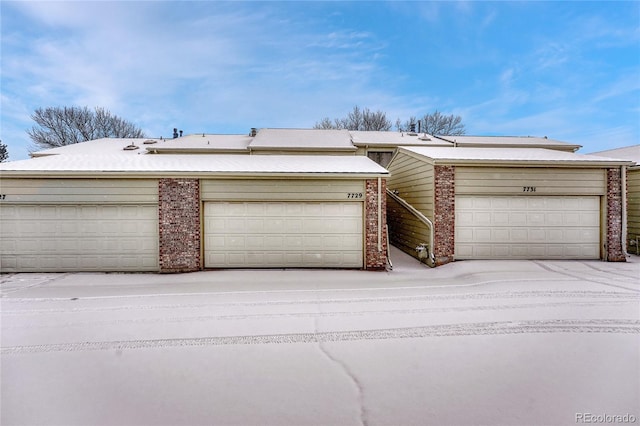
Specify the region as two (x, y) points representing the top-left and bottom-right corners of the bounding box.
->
(386, 188), (436, 267)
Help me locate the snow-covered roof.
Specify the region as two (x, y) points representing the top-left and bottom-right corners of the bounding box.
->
(433, 135), (581, 152)
(30, 135), (252, 157)
(30, 138), (163, 157)
(249, 129), (356, 151)
(349, 131), (449, 147)
(0, 153), (388, 177)
(397, 147), (634, 167)
(589, 145), (640, 166)
(146, 134), (252, 153)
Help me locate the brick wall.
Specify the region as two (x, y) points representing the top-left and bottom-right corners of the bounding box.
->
(365, 178), (388, 270)
(158, 178), (201, 272)
(606, 169), (626, 262)
(433, 165), (455, 266)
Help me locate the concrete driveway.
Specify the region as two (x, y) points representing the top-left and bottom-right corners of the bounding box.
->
(2, 247), (639, 426)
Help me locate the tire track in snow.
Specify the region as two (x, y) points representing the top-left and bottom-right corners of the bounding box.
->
(4, 290), (638, 315)
(533, 261), (640, 292)
(0, 276), (588, 304)
(3, 319), (639, 355)
(3, 299), (636, 330)
(578, 261), (640, 282)
(0, 274), (71, 297)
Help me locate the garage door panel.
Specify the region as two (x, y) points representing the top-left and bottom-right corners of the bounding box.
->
(322, 204), (345, 216)
(475, 212), (492, 225)
(581, 212), (600, 226)
(490, 198), (509, 209)
(264, 236), (285, 250)
(474, 229), (492, 241)
(284, 236), (303, 248)
(456, 197), (474, 209)
(205, 202), (363, 268)
(509, 212), (527, 225)
(546, 229), (565, 242)
(511, 229), (528, 240)
(546, 213), (564, 226)
(493, 212), (510, 225)
(493, 229), (511, 242)
(529, 229), (547, 242)
(342, 203), (363, 216)
(456, 195), (599, 259)
(285, 219), (303, 232)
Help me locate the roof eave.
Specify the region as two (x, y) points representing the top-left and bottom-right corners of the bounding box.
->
(248, 146), (358, 152)
(431, 159), (635, 167)
(460, 143), (582, 151)
(0, 170), (388, 179)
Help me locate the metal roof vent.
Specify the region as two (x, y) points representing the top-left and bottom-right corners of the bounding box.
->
(123, 144), (139, 151)
(143, 139), (157, 144)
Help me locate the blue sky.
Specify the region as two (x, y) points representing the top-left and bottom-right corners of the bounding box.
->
(1, 1), (639, 160)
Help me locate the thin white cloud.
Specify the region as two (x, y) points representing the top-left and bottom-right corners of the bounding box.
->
(591, 73), (640, 105)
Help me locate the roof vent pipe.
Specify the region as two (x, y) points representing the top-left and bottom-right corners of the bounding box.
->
(173, 128), (178, 139)
(179, 130), (183, 137)
(250, 128), (257, 137)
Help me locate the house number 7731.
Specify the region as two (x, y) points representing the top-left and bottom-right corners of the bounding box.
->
(523, 186), (537, 192)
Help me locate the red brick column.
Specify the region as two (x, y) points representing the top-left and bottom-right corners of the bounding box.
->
(606, 169), (626, 262)
(158, 178), (201, 272)
(433, 165), (455, 266)
(365, 178), (388, 270)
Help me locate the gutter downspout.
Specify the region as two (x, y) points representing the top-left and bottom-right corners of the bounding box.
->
(378, 177), (382, 252)
(386, 188), (436, 267)
(621, 165), (629, 257)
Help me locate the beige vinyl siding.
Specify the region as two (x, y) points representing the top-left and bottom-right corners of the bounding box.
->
(0, 178), (159, 204)
(456, 167), (606, 195)
(386, 152), (434, 258)
(628, 168), (640, 253)
(201, 179), (365, 202)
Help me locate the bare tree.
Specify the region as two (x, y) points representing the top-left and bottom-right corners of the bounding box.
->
(28, 106), (146, 150)
(314, 105), (392, 131)
(0, 140), (8, 162)
(315, 117), (344, 130)
(412, 110), (466, 135)
(317, 106), (464, 135)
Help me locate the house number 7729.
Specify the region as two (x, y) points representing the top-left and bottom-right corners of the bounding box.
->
(523, 186), (537, 192)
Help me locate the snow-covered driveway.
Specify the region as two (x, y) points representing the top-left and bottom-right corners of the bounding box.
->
(2, 247), (639, 425)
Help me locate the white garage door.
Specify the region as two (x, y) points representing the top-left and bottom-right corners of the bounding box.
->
(0, 204), (158, 272)
(455, 196), (600, 259)
(204, 202), (363, 268)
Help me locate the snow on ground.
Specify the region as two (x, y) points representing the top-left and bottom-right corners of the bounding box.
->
(1, 247), (639, 426)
